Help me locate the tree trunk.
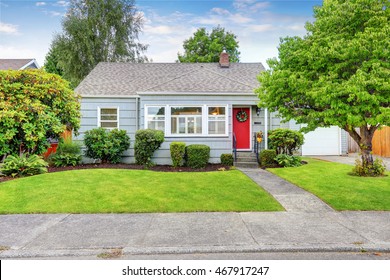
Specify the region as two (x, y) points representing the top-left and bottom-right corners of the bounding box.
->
(344, 125), (378, 169)
(359, 126), (375, 169)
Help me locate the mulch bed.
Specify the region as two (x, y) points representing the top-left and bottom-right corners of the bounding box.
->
(0, 163), (231, 183)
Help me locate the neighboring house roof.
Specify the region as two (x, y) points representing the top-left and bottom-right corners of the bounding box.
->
(76, 62), (265, 96)
(0, 59), (40, 70)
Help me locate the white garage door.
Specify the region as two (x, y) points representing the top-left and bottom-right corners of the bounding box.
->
(302, 126), (341, 155)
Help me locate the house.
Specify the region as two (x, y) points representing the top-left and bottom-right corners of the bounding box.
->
(75, 52), (348, 164)
(0, 59), (40, 70)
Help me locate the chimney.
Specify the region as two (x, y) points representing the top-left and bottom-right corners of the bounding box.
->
(219, 50), (230, 68)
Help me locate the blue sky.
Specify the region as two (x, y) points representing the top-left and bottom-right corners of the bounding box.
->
(0, 0), (322, 67)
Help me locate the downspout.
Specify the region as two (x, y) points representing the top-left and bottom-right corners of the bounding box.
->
(264, 108), (268, 150)
(135, 96), (139, 131)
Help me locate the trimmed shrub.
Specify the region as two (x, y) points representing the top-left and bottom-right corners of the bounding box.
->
(51, 138), (82, 167)
(170, 142), (186, 167)
(352, 158), (386, 177)
(84, 128), (130, 164)
(220, 153), (234, 166)
(0, 154), (48, 177)
(275, 154), (302, 167)
(185, 144), (210, 169)
(134, 129), (165, 166)
(259, 149), (277, 167)
(268, 128), (304, 155)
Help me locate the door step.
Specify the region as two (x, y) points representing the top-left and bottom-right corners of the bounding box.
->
(234, 152), (259, 168)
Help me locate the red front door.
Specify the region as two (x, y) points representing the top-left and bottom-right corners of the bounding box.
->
(233, 108), (251, 150)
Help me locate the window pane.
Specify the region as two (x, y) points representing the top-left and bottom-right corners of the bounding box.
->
(208, 107), (225, 115)
(101, 115), (117, 121)
(101, 108), (117, 115)
(171, 107), (202, 115)
(148, 107), (165, 116)
(147, 121), (164, 131)
(101, 122), (117, 128)
(179, 117), (186, 133)
(209, 121), (225, 134)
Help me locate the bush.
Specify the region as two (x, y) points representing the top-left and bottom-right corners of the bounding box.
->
(275, 154), (302, 167)
(185, 144), (210, 169)
(170, 142), (186, 167)
(259, 149), (277, 167)
(51, 139), (82, 167)
(134, 129), (165, 166)
(220, 153), (234, 166)
(352, 158), (386, 177)
(268, 129), (304, 155)
(84, 128), (130, 164)
(0, 154), (48, 177)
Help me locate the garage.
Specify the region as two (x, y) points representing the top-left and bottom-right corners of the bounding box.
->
(302, 126), (341, 155)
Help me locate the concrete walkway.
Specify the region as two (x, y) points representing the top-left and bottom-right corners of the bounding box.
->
(1, 166), (389, 259)
(312, 153), (390, 171)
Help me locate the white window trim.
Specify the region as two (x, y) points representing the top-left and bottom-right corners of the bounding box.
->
(144, 106), (166, 131)
(97, 106), (119, 129)
(144, 104), (228, 137)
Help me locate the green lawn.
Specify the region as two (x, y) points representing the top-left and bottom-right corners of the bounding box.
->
(0, 169), (283, 213)
(269, 158), (390, 211)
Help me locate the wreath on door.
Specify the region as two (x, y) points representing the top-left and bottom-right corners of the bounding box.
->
(236, 110), (248, 122)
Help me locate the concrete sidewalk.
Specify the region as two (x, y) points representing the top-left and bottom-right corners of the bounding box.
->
(1, 166), (389, 259)
(1, 211), (390, 259)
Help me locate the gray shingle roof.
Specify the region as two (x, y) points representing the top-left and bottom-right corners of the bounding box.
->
(0, 59), (39, 70)
(75, 62), (265, 96)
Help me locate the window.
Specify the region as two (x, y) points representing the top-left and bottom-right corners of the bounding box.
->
(171, 107), (202, 135)
(146, 106), (165, 131)
(208, 107), (226, 135)
(99, 107), (118, 129)
(144, 105), (228, 137)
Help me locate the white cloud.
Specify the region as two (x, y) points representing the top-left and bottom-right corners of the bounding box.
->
(211, 8), (230, 16)
(144, 25), (176, 35)
(56, 1), (69, 7)
(0, 22), (19, 35)
(233, 0), (257, 10)
(36, 2), (46, 6)
(0, 45), (37, 60)
(230, 13), (253, 24)
(50, 11), (63, 17)
(247, 24), (274, 32)
(233, 0), (270, 12)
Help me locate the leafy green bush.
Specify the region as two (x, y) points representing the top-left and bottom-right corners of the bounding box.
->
(275, 154), (302, 167)
(84, 128), (130, 164)
(185, 144), (210, 168)
(51, 139), (82, 167)
(259, 149), (277, 167)
(134, 129), (165, 166)
(220, 153), (234, 166)
(352, 158), (386, 177)
(268, 129), (304, 155)
(170, 142), (186, 167)
(0, 154), (48, 177)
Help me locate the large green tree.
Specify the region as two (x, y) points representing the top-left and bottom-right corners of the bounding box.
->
(0, 70), (80, 159)
(178, 26), (240, 63)
(44, 41), (64, 77)
(256, 0), (389, 171)
(50, 0), (148, 87)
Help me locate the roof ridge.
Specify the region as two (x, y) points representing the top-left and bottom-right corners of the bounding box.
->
(142, 66), (204, 92)
(203, 67), (255, 89)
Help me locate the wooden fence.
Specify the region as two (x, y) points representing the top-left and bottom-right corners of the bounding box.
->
(348, 126), (390, 157)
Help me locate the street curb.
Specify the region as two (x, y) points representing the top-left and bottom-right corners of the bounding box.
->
(2, 245), (390, 259)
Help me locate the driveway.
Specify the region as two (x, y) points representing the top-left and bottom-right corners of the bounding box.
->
(311, 153), (390, 170)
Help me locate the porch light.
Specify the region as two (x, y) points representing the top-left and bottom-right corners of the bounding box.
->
(256, 107), (262, 116)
